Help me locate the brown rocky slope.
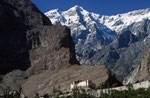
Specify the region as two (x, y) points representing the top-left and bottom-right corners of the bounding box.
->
(23, 66), (122, 97)
(0, 0), (122, 97)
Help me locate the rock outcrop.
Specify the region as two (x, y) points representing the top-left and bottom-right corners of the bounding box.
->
(0, 70), (27, 94)
(26, 24), (79, 75)
(138, 47), (150, 81)
(0, 0), (122, 97)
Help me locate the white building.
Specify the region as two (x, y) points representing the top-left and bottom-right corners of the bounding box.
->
(70, 80), (96, 90)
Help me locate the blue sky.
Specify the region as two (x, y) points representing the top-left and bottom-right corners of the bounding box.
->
(31, 0), (150, 15)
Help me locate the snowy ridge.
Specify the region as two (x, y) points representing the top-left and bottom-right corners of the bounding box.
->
(100, 8), (150, 32)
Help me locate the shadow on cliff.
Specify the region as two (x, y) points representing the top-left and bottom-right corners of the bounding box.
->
(0, 1), (31, 75)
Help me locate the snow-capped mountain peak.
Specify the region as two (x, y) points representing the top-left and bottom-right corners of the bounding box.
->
(68, 5), (84, 11)
(45, 5), (117, 60)
(68, 5), (89, 15)
(45, 6), (150, 61)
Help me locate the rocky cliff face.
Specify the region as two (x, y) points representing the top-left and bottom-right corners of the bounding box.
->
(0, 0), (79, 93)
(26, 25), (80, 75)
(123, 47), (150, 84)
(0, 0), (121, 97)
(0, 0), (79, 75)
(0, 0), (51, 75)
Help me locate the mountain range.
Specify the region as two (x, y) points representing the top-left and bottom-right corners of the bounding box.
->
(0, 0), (150, 96)
(45, 6), (150, 82)
(0, 0), (122, 97)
